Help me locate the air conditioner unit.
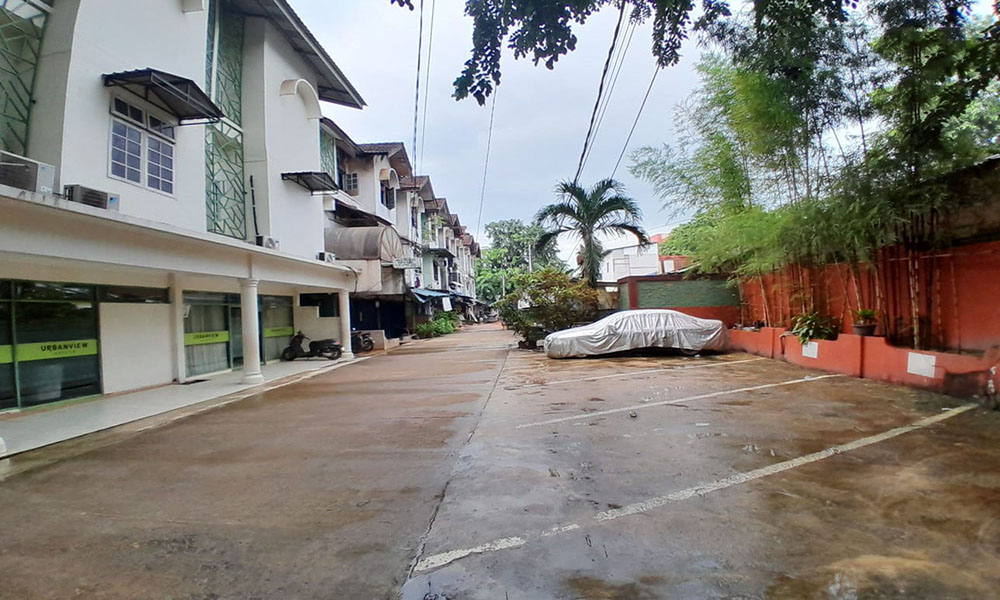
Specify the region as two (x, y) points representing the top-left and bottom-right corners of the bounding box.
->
(317, 251), (336, 264)
(255, 235), (280, 250)
(0, 151), (56, 194)
(64, 184), (120, 211)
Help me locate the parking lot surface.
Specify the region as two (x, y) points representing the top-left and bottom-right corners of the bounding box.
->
(2, 325), (998, 599)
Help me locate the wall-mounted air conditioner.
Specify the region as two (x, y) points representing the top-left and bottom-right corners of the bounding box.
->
(64, 185), (120, 211)
(255, 235), (280, 250)
(0, 151), (56, 194)
(317, 251), (336, 264)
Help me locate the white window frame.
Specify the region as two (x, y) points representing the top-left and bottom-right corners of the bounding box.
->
(107, 96), (177, 197)
(343, 172), (358, 192)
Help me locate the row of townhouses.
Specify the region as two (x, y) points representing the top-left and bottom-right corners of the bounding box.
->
(0, 0), (479, 413)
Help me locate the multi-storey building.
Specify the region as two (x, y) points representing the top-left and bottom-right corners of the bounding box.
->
(0, 0), (366, 411)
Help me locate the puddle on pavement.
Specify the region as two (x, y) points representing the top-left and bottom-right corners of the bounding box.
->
(767, 555), (991, 599)
(565, 576), (661, 599)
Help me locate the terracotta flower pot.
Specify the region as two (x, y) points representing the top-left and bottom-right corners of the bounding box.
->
(852, 323), (876, 336)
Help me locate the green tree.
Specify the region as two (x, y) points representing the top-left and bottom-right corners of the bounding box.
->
(388, 0), (853, 104)
(474, 219), (565, 303)
(535, 178), (649, 288)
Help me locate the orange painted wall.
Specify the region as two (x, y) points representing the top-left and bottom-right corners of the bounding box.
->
(738, 239), (1000, 352)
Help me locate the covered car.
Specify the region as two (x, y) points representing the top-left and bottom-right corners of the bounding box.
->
(543, 309), (729, 358)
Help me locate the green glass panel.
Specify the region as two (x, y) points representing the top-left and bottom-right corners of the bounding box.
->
(263, 326), (293, 338)
(320, 129), (337, 178)
(215, 1), (243, 126)
(0, 1), (48, 155)
(205, 121), (246, 239)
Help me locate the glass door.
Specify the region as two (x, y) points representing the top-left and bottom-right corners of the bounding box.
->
(229, 306), (243, 368)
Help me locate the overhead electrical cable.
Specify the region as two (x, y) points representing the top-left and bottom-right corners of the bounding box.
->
(417, 0), (436, 173)
(573, 0), (628, 184)
(411, 0), (425, 168)
(476, 88), (499, 240)
(579, 17), (637, 176)
(611, 66), (660, 179)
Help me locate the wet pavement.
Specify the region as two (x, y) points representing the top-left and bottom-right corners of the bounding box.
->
(1, 325), (999, 599)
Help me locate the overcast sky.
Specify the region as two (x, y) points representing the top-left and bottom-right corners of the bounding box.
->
(290, 0), (704, 254)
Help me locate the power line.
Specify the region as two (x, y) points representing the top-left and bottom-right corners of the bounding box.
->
(580, 17), (636, 177)
(611, 66), (660, 179)
(411, 0), (425, 169)
(417, 0), (436, 172)
(573, 0), (627, 185)
(476, 88), (499, 240)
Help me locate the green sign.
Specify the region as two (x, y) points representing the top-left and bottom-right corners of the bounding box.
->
(0, 344), (11, 365)
(184, 331), (230, 346)
(263, 326), (294, 338)
(16, 339), (98, 362)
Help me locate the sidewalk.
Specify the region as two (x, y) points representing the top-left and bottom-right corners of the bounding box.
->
(0, 357), (362, 459)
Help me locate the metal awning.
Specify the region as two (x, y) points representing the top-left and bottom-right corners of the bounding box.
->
(282, 171), (339, 193)
(103, 68), (223, 123)
(411, 288), (451, 303)
(428, 246), (455, 258)
(324, 226), (403, 261)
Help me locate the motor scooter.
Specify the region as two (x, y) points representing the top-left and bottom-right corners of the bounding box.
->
(351, 330), (374, 353)
(281, 331), (343, 361)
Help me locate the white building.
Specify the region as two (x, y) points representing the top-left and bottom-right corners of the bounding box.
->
(598, 243), (662, 283)
(0, 0), (367, 411)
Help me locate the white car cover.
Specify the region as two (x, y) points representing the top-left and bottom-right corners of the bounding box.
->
(543, 309), (730, 358)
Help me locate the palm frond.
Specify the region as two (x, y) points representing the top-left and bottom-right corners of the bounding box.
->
(534, 201), (581, 228)
(600, 221), (651, 246)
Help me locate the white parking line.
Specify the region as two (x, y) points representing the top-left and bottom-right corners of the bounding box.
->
(517, 357), (766, 389)
(413, 403), (976, 573)
(516, 373), (843, 429)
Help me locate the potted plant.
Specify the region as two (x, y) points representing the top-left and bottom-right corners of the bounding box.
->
(852, 309), (877, 336)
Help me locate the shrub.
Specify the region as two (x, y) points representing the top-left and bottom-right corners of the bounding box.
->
(494, 269), (599, 346)
(415, 322), (438, 338)
(790, 312), (838, 344)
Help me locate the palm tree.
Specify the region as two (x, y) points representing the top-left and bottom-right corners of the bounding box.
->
(535, 178), (650, 287)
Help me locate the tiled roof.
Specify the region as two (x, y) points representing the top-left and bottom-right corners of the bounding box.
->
(400, 175), (429, 190)
(357, 142), (405, 155)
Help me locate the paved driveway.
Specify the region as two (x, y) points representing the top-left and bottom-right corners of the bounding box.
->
(1, 325), (998, 599)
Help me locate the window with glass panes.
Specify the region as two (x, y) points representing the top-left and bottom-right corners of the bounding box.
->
(109, 98), (176, 194)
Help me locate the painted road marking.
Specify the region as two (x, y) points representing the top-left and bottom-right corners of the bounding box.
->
(414, 404), (976, 573)
(516, 373), (842, 429)
(517, 357), (766, 389)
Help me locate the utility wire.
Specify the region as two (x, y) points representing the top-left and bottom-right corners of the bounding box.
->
(611, 66), (660, 179)
(411, 0), (425, 169)
(580, 18), (636, 176)
(417, 0), (436, 173)
(476, 88), (499, 241)
(573, 0), (627, 185)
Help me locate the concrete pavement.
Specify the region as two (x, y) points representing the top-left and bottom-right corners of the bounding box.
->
(1, 325), (999, 599)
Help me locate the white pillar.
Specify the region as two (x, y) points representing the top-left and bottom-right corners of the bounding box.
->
(240, 278), (265, 384)
(338, 290), (354, 360)
(168, 273), (187, 384)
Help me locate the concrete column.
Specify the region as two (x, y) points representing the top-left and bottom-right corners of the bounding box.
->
(338, 291), (354, 360)
(168, 273), (186, 384)
(240, 278), (265, 384)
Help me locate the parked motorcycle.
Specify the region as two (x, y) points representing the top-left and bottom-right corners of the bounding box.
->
(281, 331), (343, 361)
(351, 330), (375, 353)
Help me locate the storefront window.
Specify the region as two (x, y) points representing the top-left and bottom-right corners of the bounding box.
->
(15, 301), (101, 407)
(184, 300), (230, 377)
(261, 296), (293, 362)
(16, 281), (95, 302)
(0, 302), (15, 411)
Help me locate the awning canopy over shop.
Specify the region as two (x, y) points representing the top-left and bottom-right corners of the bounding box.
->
(103, 68), (223, 123)
(410, 288), (450, 303)
(324, 226), (403, 261)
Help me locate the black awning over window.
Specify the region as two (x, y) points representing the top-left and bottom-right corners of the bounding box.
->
(282, 171), (340, 194)
(103, 68), (224, 123)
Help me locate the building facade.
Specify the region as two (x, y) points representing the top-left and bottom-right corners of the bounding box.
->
(0, 0), (365, 410)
